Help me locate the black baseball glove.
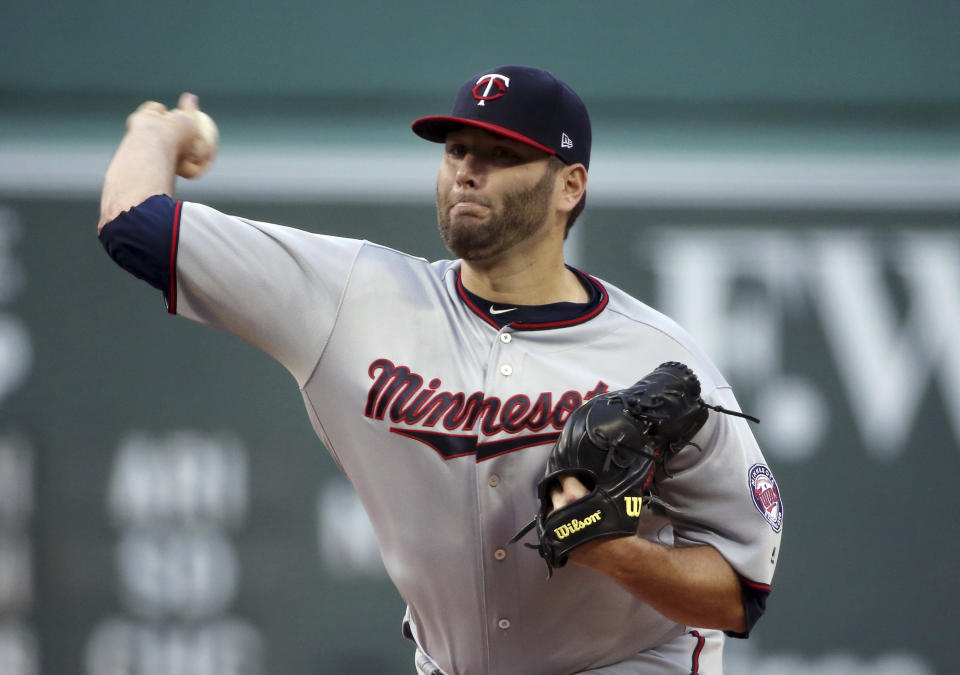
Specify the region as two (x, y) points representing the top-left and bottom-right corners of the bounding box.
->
(510, 361), (757, 575)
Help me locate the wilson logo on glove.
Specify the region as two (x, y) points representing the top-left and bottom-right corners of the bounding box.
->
(553, 510), (603, 540)
(510, 361), (760, 577)
(624, 496), (644, 518)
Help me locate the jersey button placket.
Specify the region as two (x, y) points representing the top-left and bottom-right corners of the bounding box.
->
(483, 327), (520, 664)
(497, 329), (514, 376)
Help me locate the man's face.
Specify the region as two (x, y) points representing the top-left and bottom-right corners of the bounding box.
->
(435, 127), (558, 262)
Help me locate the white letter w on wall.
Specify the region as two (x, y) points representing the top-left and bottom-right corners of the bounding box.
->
(811, 231), (960, 459)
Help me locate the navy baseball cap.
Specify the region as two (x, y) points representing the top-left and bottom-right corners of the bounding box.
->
(412, 65), (592, 170)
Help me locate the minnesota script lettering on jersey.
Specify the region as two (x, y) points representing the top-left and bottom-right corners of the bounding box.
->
(365, 358), (609, 461)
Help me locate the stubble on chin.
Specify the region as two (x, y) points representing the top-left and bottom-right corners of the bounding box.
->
(436, 199), (504, 261)
(435, 168), (555, 261)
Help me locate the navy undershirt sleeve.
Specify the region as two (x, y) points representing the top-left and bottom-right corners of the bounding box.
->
(98, 194), (178, 304)
(725, 581), (770, 639)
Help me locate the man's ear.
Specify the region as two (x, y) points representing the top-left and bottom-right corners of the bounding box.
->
(558, 164), (587, 214)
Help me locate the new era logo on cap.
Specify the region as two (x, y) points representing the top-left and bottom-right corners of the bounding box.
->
(411, 65), (592, 169)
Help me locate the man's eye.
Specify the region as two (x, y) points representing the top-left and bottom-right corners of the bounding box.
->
(446, 145), (466, 158)
(492, 147), (518, 161)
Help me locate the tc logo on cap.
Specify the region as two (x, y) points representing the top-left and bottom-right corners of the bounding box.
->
(473, 73), (510, 106)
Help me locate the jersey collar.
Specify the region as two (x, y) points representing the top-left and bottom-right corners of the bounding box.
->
(455, 267), (609, 331)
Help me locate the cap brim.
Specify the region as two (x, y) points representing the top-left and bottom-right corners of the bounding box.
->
(411, 116), (555, 156)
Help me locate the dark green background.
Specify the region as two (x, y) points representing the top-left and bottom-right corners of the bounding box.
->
(1, 197), (956, 673)
(1, 1), (958, 673)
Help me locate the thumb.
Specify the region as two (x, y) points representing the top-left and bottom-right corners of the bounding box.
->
(177, 92), (199, 113)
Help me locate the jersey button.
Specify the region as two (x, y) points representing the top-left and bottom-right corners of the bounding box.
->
(499, 364), (513, 376)
(494, 548), (507, 561)
(488, 474), (500, 487)
(499, 333), (512, 344)
(497, 618), (511, 630)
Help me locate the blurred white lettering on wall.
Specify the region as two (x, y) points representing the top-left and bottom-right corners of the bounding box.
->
(87, 432), (263, 675)
(0, 206), (36, 675)
(649, 228), (960, 461)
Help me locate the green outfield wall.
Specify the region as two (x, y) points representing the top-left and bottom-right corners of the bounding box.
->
(1, 1), (958, 672)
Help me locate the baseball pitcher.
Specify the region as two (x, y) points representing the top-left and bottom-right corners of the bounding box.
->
(98, 65), (783, 675)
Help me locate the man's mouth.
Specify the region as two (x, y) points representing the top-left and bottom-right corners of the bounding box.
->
(450, 201), (490, 216)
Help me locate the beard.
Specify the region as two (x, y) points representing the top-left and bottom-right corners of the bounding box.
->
(436, 166), (556, 262)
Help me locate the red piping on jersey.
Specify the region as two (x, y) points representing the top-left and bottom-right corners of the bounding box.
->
(455, 269), (609, 330)
(689, 630), (705, 674)
(740, 576), (772, 592)
(512, 271), (608, 329)
(455, 273), (502, 330)
(168, 200), (183, 314)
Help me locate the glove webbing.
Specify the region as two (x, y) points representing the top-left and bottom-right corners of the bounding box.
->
(508, 403), (758, 546)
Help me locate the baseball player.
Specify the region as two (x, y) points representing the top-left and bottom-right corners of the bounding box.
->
(97, 66), (782, 674)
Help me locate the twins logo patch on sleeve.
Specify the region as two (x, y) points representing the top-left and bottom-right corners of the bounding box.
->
(749, 464), (783, 533)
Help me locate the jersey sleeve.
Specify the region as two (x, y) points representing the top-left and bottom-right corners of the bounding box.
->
(654, 386), (783, 637)
(99, 194), (179, 301)
(100, 196), (364, 386)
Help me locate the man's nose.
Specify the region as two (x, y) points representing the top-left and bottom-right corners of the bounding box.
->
(456, 153), (484, 188)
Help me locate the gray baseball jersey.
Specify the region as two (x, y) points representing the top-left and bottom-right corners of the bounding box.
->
(100, 195), (783, 675)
